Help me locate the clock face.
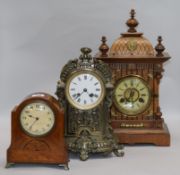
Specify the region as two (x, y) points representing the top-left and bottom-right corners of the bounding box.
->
(113, 76), (151, 115)
(20, 102), (55, 136)
(65, 71), (105, 110)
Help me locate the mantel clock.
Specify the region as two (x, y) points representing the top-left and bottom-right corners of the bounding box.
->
(7, 92), (69, 169)
(56, 47), (124, 160)
(95, 9), (171, 146)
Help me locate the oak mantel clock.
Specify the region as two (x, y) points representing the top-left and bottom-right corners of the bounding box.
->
(95, 9), (171, 146)
(56, 47), (124, 160)
(7, 92), (69, 169)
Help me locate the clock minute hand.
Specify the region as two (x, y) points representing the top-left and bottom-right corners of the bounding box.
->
(29, 117), (39, 130)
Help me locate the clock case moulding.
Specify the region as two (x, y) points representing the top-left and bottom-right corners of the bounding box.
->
(95, 9), (171, 146)
(56, 48), (124, 161)
(6, 92), (69, 169)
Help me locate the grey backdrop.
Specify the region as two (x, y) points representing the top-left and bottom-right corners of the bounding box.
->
(0, 0), (180, 175)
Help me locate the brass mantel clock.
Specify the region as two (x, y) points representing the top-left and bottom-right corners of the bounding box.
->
(95, 9), (171, 146)
(56, 47), (124, 160)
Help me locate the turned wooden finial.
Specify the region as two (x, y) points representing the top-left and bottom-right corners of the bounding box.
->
(99, 36), (109, 57)
(155, 36), (165, 57)
(126, 9), (139, 33)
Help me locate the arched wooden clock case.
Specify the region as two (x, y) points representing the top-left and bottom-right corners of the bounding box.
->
(6, 93), (69, 169)
(95, 9), (171, 146)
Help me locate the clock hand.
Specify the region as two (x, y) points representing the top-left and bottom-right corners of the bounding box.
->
(29, 117), (39, 130)
(89, 93), (94, 97)
(75, 88), (88, 99)
(28, 114), (36, 119)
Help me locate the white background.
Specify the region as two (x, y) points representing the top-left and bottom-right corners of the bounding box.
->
(0, 0), (180, 175)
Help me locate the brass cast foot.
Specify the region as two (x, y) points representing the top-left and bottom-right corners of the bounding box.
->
(58, 164), (69, 170)
(113, 144), (124, 157)
(80, 150), (89, 161)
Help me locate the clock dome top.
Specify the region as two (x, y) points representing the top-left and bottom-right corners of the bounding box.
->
(109, 9), (155, 57)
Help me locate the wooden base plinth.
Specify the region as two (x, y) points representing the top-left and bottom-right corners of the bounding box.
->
(114, 123), (170, 146)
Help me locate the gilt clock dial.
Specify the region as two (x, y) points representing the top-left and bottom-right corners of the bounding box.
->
(113, 76), (151, 115)
(65, 71), (105, 110)
(20, 102), (55, 136)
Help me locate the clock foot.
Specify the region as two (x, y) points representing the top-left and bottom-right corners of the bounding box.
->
(113, 145), (124, 157)
(62, 164), (69, 170)
(80, 150), (89, 161)
(5, 163), (15, 168)
(113, 149), (125, 157)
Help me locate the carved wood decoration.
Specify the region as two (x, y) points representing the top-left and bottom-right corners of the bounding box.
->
(95, 9), (171, 146)
(7, 93), (69, 169)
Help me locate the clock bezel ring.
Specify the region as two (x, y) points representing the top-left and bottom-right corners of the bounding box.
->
(65, 69), (106, 110)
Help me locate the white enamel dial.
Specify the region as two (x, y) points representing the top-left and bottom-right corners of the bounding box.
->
(20, 102), (55, 136)
(65, 71), (105, 110)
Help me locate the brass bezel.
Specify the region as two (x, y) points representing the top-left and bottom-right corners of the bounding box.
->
(19, 100), (56, 137)
(113, 75), (152, 116)
(65, 69), (106, 110)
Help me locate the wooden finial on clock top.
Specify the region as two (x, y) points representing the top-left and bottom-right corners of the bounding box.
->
(99, 36), (109, 57)
(155, 36), (165, 57)
(126, 9), (139, 33)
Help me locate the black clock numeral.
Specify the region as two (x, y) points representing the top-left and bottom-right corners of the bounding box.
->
(23, 116), (27, 120)
(77, 98), (81, 103)
(124, 83), (128, 88)
(70, 88), (75, 91)
(90, 98), (94, 103)
(96, 88), (100, 91)
(139, 98), (145, 103)
(72, 82), (77, 85)
(117, 94), (123, 97)
(78, 77), (81, 81)
(94, 82), (99, 86)
(136, 82), (140, 88)
(94, 94), (99, 98)
(141, 94), (147, 97)
(84, 100), (87, 104)
(25, 110), (30, 114)
(90, 77), (93, 81)
(28, 105), (33, 109)
(36, 104), (40, 108)
(139, 87), (145, 91)
(46, 124), (50, 127)
(72, 94), (77, 98)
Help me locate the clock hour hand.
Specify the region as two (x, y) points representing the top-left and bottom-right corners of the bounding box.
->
(74, 88), (89, 99)
(28, 114), (36, 119)
(89, 93), (94, 97)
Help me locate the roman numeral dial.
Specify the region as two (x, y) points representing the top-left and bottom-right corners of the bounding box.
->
(113, 76), (151, 115)
(65, 71), (105, 110)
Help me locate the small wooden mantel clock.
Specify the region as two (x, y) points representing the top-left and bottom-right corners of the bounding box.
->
(95, 9), (171, 146)
(7, 92), (69, 169)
